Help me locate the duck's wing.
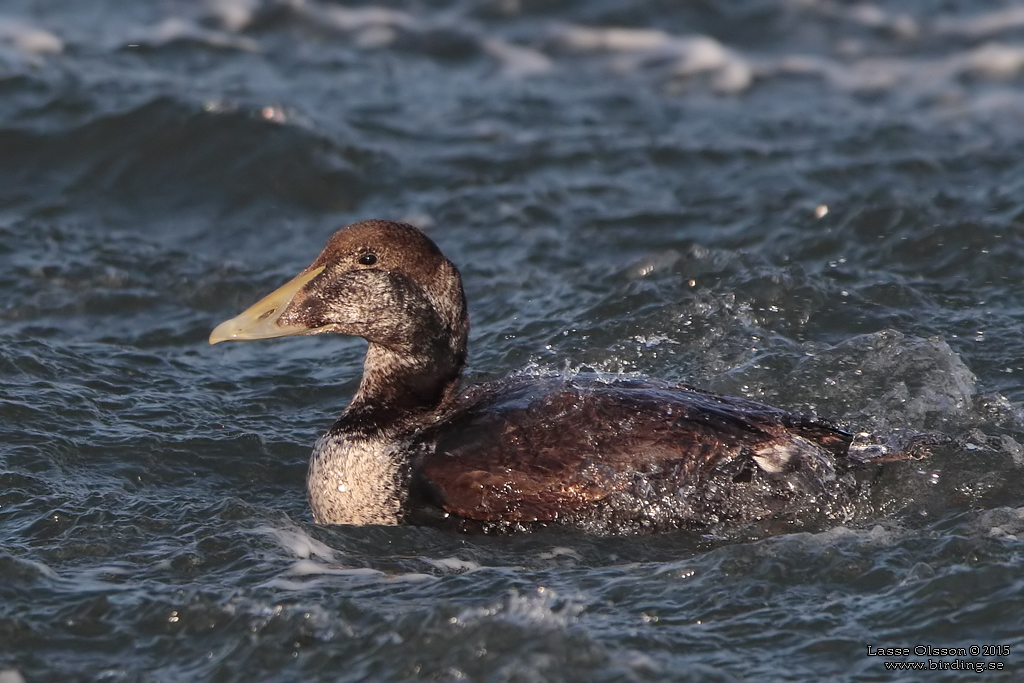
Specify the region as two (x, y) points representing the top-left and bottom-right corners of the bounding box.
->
(412, 377), (853, 523)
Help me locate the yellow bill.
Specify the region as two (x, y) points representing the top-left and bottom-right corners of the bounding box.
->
(209, 265), (325, 344)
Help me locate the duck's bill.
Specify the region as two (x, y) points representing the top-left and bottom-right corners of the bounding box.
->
(209, 266), (325, 344)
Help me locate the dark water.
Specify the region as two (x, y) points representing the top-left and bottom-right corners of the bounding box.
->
(3, 1), (1024, 680)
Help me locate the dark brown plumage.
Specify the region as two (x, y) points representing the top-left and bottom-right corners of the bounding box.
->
(210, 219), (921, 534)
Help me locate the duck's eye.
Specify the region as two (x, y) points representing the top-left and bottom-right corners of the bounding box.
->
(358, 253), (377, 266)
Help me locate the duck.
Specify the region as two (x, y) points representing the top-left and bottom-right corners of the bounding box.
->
(210, 219), (923, 534)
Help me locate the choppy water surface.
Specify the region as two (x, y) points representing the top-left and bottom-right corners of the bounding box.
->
(3, 1), (1024, 680)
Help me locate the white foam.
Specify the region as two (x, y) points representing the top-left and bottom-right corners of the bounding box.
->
(845, 4), (918, 40)
(960, 42), (1024, 80)
(130, 17), (259, 52)
(424, 556), (482, 573)
(255, 525), (337, 561)
(386, 572), (436, 583)
(204, 0), (259, 32)
(453, 587), (584, 629)
(561, 26), (670, 52)
(934, 7), (1024, 39)
(286, 559), (384, 578)
(536, 546), (582, 561)
(299, 3), (415, 33)
(89, 0), (1024, 99)
(16, 0), (1024, 98)
(557, 25), (750, 94)
(0, 17), (63, 54)
(482, 38), (553, 77)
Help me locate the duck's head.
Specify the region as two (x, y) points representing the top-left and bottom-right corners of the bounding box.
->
(210, 220), (469, 358)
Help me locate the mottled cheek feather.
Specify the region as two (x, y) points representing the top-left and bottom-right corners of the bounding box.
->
(294, 296), (331, 328)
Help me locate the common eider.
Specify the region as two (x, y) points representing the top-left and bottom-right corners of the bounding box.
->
(210, 220), (922, 534)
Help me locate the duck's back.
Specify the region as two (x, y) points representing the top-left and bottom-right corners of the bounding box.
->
(409, 375), (861, 533)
